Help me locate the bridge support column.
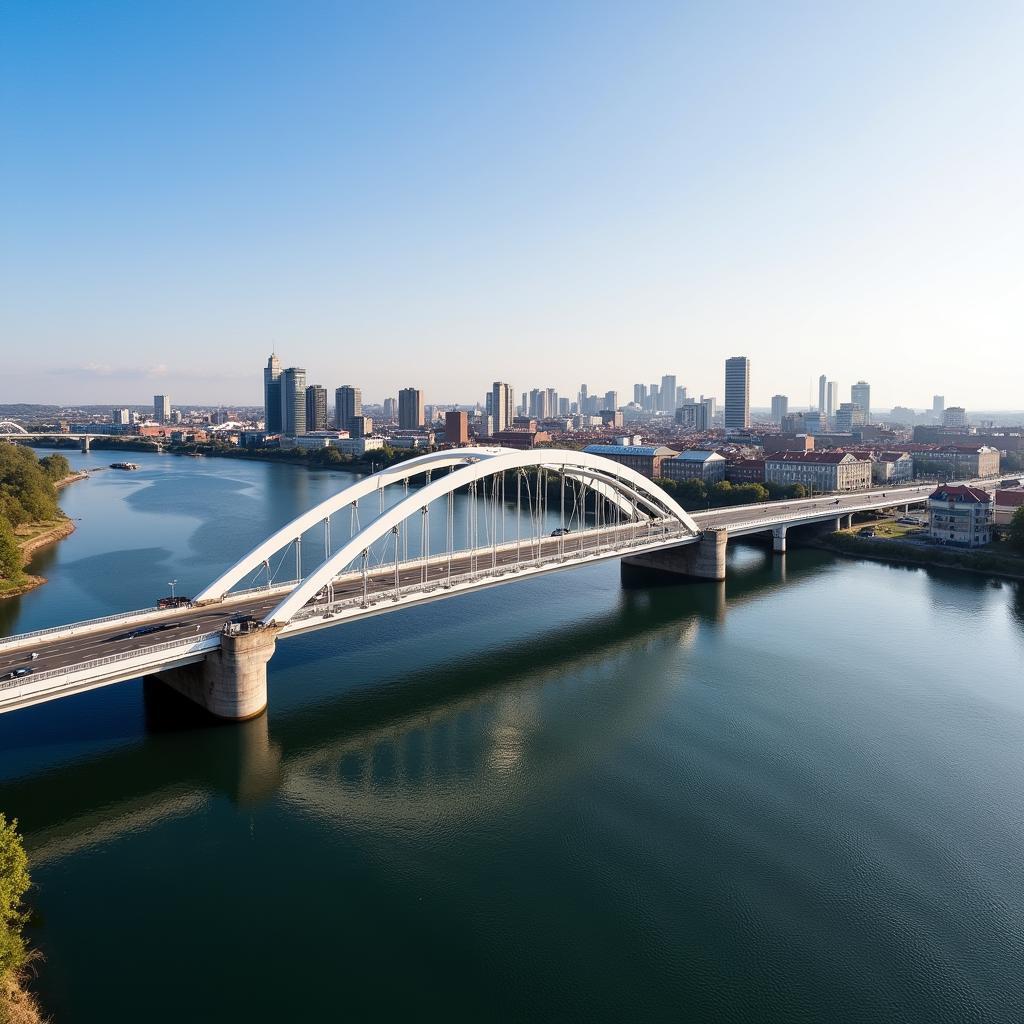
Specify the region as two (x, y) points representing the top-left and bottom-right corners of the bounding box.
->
(155, 624), (279, 720)
(772, 526), (787, 554)
(622, 527), (727, 581)
(81, 436), (90, 452)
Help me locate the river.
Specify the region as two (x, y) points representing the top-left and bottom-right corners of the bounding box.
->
(1, 449), (1023, 1022)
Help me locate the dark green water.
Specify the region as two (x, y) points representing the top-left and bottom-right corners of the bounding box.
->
(2, 451), (1023, 1022)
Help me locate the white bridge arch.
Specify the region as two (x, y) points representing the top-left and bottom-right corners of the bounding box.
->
(195, 447), (699, 624)
(0, 421), (29, 435)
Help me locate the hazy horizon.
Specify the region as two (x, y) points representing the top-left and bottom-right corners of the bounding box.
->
(3, 1), (1022, 408)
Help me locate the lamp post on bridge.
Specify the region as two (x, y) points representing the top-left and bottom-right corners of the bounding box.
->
(168, 579), (178, 601)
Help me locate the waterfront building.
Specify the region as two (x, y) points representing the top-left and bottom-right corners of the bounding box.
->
(770, 395), (789, 424)
(445, 410), (469, 445)
(582, 443), (676, 479)
(112, 408), (131, 426)
(765, 451), (872, 492)
(398, 388), (425, 429)
(333, 436), (385, 457)
(305, 385), (328, 432)
(280, 367), (307, 436)
(154, 394), (171, 424)
(724, 357), (750, 429)
(334, 386), (362, 431)
(927, 485), (993, 547)
(661, 450), (727, 483)
(263, 354), (282, 433)
(851, 381), (871, 423)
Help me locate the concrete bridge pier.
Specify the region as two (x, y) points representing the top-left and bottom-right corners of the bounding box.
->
(772, 526), (787, 554)
(155, 623), (280, 720)
(81, 436), (90, 452)
(622, 527), (727, 581)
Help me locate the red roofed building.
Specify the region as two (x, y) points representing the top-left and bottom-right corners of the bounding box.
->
(927, 485), (993, 547)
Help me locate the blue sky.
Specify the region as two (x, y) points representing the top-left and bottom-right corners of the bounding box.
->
(2, 1), (1021, 409)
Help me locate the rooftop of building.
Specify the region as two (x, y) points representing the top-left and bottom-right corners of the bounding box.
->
(929, 485), (992, 503)
(765, 451), (866, 464)
(582, 444), (676, 456)
(670, 449), (726, 462)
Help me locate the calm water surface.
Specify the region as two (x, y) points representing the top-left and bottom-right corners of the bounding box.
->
(1, 451), (1023, 1022)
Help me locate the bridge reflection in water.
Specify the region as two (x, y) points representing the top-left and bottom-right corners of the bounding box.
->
(6, 548), (826, 870)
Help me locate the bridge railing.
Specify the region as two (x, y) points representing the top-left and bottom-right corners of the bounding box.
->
(0, 582), (297, 652)
(0, 631), (222, 706)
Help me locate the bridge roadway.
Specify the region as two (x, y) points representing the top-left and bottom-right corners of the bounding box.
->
(0, 481), (938, 686)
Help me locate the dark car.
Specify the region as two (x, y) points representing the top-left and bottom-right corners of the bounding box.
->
(550, 528), (571, 536)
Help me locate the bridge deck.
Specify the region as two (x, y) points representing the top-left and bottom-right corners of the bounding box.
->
(0, 481), (945, 714)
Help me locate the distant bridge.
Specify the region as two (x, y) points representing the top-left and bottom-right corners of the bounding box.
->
(0, 446), (940, 720)
(0, 421), (138, 452)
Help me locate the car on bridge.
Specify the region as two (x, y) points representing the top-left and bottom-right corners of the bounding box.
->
(550, 527), (572, 536)
(106, 623), (177, 643)
(0, 667), (33, 682)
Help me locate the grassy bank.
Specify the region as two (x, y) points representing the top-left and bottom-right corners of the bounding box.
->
(815, 529), (1024, 581)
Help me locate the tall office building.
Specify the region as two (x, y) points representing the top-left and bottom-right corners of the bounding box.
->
(771, 394), (789, 423)
(445, 410), (469, 445)
(660, 375), (677, 413)
(398, 387), (424, 429)
(826, 381), (839, 423)
(263, 354), (282, 433)
(933, 395), (945, 416)
(633, 383), (647, 406)
(851, 381), (871, 423)
(603, 390), (618, 413)
(545, 388), (558, 419)
(724, 357), (750, 429)
(304, 385), (328, 432)
(113, 408), (131, 426)
(280, 367), (307, 436)
(649, 384), (660, 412)
(491, 382), (514, 432)
(675, 385), (687, 408)
(334, 386), (362, 431)
(154, 394), (170, 424)
(382, 397), (397, 421)
(818, 374), (827, 415)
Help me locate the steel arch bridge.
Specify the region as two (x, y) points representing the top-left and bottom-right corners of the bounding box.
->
(0, 421), (29, 435)
(195, 446), (700, 625)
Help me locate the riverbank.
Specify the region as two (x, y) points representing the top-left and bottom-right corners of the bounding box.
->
(0, 472), (87, 600)
(812, 529), (1024, 582)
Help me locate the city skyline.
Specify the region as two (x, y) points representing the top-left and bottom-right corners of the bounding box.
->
(2, 3), (1023, 407)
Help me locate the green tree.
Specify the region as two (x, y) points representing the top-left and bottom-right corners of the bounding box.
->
(0, 519), (19, 582)
(1009, 506), (1024, 554)
(0, 813), (30, 980)
(38, 453), (70, 482)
